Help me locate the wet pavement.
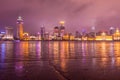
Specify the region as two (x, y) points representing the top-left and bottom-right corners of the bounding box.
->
(0, 41), (120, 80)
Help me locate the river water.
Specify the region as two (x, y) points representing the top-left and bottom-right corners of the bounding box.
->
(0, 41), (120, 80)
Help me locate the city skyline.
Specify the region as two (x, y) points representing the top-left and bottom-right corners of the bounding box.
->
(0, 0), (120, 33)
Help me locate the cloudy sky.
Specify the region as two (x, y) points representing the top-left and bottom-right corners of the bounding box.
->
(0, 0), (120, 33)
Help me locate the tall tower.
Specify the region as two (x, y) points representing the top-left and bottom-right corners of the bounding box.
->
(17, 16), (24, 40)
(59, 21), (65, 32)
(59, 21), (65, 38)
(91, 26), (96, 37)
(40, 26), (45, 40)
(109, 27), (115, 35)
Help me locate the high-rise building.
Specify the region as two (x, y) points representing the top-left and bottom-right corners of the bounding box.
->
(109, 27), (115, 35)
(59, 21), (65, 37)
(40, 26), (45, 40)
(17, 16), (24, 40)
(4, 27), (14, 40)
(52, 21), (66, 40)
(59, 21), (65, 40)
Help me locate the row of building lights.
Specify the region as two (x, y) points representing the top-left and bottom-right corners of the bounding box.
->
(0, 16), (120, 41)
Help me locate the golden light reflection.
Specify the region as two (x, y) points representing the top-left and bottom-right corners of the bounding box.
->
(69, 42), (75, 57)
(60, 42), (66, 59)
(95, 42), (109, 68)
(100, 58), (108, 68)
(22, 41), (29, 57)
(53, 42), (60, 60)
(114, 42), (120, 57)
(58, 41), (75, 72)
(60, 41), (69, 71)
(81, 42), (89, 57)
(116, 58), (120, 67)
(100, 42), (106, 56)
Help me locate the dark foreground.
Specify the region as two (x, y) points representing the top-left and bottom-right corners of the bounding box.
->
(0, 41), (120, 80)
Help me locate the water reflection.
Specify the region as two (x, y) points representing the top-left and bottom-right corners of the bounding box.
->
(1, 43), (5, 62)
(15, 62), (24, 77)
(0, 41), (120, 78)
(0, 41), (120, 61)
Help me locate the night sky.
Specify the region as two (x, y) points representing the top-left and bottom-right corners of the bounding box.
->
(0, 0), (120, 33)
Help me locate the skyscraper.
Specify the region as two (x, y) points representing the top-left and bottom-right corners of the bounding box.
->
(59, 21), (65, 39)
(59, 21), (65, 33)
(17, 16), (24, 40)
(40, 26), (45, 40)
(109, 27), (115, 35)
(4, 27), (14, 40)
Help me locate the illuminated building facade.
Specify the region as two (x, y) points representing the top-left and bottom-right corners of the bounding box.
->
(0, 31), (5, 40)
(113, 28), (120, 40)
(44, 32), (49, 40)
(17, 16), (24, 40)
(53, 26), (60, 40)
(74, 31), (82, 40)
(95, 32), (112, 41)
(53, 21), (65, 40)
(4, 27), (14, 40)
(59, 21), (65, 38)
(23, 32), (29, 40)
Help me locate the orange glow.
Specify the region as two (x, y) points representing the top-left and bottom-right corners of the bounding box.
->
(59, 21), (65, 26)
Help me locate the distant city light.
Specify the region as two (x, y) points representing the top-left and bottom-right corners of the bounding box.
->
(59, 21), (65, 26)
(1, 32), (5, 34)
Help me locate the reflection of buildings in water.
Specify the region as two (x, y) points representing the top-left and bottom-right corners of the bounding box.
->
(1, 43), (5, 63)
(74, 42), (81, 57)
(90, 42), (96, 57)
(61, 41), (69, 59)
(60, 42), (65, 59)
(114, 42), (120, 57)
(22, 41), (29, 58)
(100, 58), (108, 68)
(59, 41), (75, 72)
(100, 42), (107, 57)
(116, 58), (120, 67)
(111, 58), (115, 68)
(52, 41), (71, 72)
(48, 42), (54, 59)
(15, 62), (24, 76)
(95, 42), (109, 57)
(40, 41), (50, 59)
(4, 42), (14, 60)
(81, 42), (88, 57)
(95, 42), (109, 68)
(53, 41), (60, 60)
(36, 41), (41, 59)
(0, 42), (14, 69)
(6, 42), (14, 60)
(29, 41), (36, 54)
(69, 41), (75, 58)
(15, 42), (23, 59)
(109, 42), (114, 57)
(60, 59), (68, 72)
(92, 42), (120, 69)
(60, 41), (69, 72)
(113, 42), (120, 67)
